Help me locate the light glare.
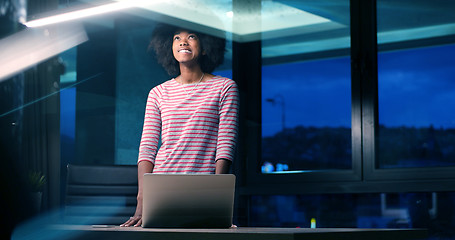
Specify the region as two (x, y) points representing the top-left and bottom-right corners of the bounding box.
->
(226, 11), (233, 18)
(25, 2), (130, 27)
(24, 0), (162, 28)
(0, 23), (88, 82)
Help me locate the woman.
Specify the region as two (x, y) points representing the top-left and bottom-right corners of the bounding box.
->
(121, 24), (239, 227)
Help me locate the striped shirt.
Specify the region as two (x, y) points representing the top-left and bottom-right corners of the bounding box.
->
(137, 75), (239, 174)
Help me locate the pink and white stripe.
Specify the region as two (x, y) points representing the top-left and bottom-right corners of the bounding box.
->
(138, 76), (239, 174)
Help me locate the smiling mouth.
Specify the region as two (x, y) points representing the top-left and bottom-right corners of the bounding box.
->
(179, 49), (192, 53)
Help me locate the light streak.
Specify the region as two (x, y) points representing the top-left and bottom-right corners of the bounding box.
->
(24, 0), (164, 28)
(0, 73), (103, 118)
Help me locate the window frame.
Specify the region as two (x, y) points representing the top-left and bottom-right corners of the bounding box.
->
(234, 0), (455, 195)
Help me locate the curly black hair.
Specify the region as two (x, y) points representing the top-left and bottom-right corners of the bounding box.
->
(148, 23), (226, 76)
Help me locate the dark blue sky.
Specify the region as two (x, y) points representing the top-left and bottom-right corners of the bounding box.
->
(378, 44), (455, 129)
(262, 57), (351, 136)
(261, 44), (455, 136)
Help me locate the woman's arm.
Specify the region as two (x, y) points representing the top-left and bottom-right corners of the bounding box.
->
(120, 161), (154, 227)
(121, 89), (161, 227)
(215, 159), (232, 174)
(215, 79), (239, 170)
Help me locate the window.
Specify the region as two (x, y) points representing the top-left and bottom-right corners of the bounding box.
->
(377, 45), (455, 169)
(376, 0), (455, 169)
(260, 0), (352, 174)
(243, 0), (455, 187)
(262, 57), (351, 172)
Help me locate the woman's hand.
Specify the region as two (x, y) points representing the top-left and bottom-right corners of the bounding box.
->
(120, 214), (142, 227)
(120, 198), (143, 227)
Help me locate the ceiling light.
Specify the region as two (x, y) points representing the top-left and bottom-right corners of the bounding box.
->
(25, 2), (130, 27)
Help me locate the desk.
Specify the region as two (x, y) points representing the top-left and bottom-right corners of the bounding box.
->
(49, 225), (427, 240)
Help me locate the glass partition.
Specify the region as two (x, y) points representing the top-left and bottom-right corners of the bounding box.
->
(52, 1), (237, 166)
(13, 0), (354, 170)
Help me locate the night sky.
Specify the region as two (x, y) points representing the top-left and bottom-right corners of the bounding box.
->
(378, 44), (455, 129)
(261, 43), (455, 136)
(262, 56), (351, 136)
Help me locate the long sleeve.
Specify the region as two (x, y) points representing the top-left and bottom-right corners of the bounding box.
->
(138, 88), (162, 164)
(215, 79), (239, 162)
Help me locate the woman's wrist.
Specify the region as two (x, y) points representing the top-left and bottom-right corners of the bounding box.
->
(215, 159), (232, 174)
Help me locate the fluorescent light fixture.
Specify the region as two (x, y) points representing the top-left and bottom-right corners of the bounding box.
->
(25, 0), (163, 28)
(25, 2), (130, 27)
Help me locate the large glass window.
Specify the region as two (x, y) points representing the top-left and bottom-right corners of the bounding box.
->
(377, 0), (455, 169)
(260, 0), (351, 173)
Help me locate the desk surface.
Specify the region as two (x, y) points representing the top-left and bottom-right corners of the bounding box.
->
(50, 225), (427, 240)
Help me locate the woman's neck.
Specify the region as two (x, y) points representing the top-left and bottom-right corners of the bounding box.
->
(178, 65), (204, 84)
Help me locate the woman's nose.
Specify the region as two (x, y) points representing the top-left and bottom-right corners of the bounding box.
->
(180, 41), (188, 46)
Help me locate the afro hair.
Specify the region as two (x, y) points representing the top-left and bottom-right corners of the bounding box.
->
(148, 23), (226, 76)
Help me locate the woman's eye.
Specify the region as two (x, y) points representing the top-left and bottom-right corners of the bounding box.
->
(189, 35), (197, 39)
(174, 36), (180, 41)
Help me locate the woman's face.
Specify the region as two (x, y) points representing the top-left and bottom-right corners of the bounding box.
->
(172, 30), (202, 65)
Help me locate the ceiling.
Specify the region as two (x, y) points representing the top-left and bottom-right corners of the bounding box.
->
(56, 0), (455, 60)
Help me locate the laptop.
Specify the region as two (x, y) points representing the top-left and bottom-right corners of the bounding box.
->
(141, 174), (236, 228)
